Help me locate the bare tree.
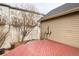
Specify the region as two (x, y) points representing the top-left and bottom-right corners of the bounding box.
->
(19, 4), (39, 43)
(10, 4), (41, 46)
(0, 4), (43, 49)
(0, 15), (11, 48)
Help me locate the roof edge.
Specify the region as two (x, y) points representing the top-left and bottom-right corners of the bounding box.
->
(41, 3), (79, 22)
(0, 3), (45, 16)
(41, 7), (79, 22)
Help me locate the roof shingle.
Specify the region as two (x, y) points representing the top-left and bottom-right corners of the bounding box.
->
(41, 3), (79, 22)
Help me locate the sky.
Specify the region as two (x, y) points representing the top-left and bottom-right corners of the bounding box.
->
(8, 3), (65, 14)
(32, 3), (65, 14)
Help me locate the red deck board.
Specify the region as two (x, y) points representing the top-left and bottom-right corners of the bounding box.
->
(4, 39), (79, 56)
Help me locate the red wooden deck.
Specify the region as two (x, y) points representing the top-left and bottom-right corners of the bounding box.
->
(3, 39), (79, 56)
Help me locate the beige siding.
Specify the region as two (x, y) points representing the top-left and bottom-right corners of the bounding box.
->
(41, 12), (79, 48)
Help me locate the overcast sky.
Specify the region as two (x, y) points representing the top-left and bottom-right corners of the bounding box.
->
(32, 3), (65, 14)
(8, 3), (65, 14)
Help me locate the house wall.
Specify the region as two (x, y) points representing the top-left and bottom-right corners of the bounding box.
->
(0, 5), (41, 48)
(24, 26), (40, 40)
(41, 12), (79, 48)
(0, 5), (10, 48)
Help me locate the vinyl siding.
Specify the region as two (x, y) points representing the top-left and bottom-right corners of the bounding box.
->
(41, 12), (79, 48)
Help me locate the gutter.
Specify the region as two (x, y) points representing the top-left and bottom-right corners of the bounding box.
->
(0, 3), (45, 16)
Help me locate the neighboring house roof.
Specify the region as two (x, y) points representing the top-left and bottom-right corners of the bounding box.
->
(41, 3), (79, 22)
(0, 3), (44, 16)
